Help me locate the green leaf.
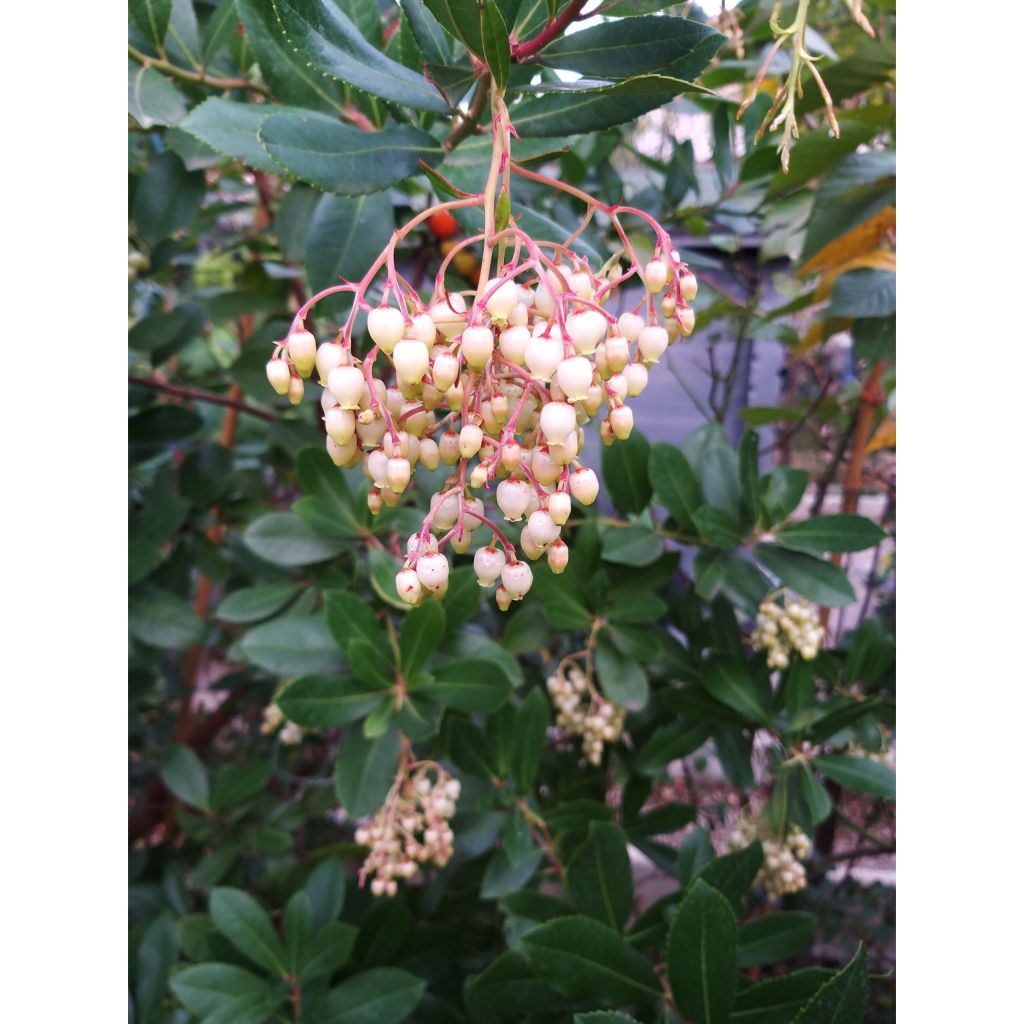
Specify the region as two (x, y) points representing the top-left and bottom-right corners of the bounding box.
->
(540, 17), (722, 80)
(271, 0), (447, 112)
(695, 841), (763, 912)
(169, 963), (276, 1019)
(136, 912), (177, 1024)
(217, 584), (303, 624)
(400, 600), (446, 675)
(759, 468), (809, 527)
(754, 544), (856, 608)
(712, 102), (733, 190)
(649, 442), (701, 532)
(813, 754), (895, 798)
(209, 887), (288, 977)
(335, 728), (402, 817)
(130, 588), (202, 649)
(701, 656), (771, 727)
(567, 822), (634, 930)
(243, 512), (348, 567)
(324, 590), (387, 649)
(627, 803), (696, 839)
(481, 1), (510, 92)
(796, 764), (833, 825)
(467, 950), (565, 1014)
(422, 0), (485, 53)
(828, 269), (896, 319)
(180, 98), (287, 172)
(737, 912), (816, 968)
(665, 139), (699, 206)
(692, 506), (743, 548)
(130, 0), (172, 45)
(776, 514), (886, 555)
(601, 524), (662, 566)
(308, 857), (347, 929)
(602, 430), (652, 514)
(128, 61), (186, 129)
(635, 722), (710, 777)
(731, 968), (835, 1024)
(510, 687), (550, 791)
(520, 916), (662, 1005)
(298, 922), (359, 982)
(790, 945), (869, 1024)
(296, 447), (363, 537)
(677, 827), (715, 886)
(283, 891), (312, 973)
(320, 967), (425, 1023)
(594, 630), (649, 711)
(258, 111), (444, 194)
(403, 0), (453, 64)
(481, 846), (545, 898)
(211, 762), (272, 810)
(430, 659), (514, 711)
(238, 0), (346, 113)
(239, 616), (346, 676)
(278, 675), (387, 727)
(131, 152), (204, 246)
(666, 879), (737, 1024)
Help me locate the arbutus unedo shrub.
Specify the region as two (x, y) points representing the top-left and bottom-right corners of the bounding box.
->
(265, 88), (699, 612)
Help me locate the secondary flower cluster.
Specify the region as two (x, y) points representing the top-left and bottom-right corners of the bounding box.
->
(751, 590), (826, 669)
(354, 763), (460, 897)
(547, 663), (626, 765)
(259, 703), (302, 746)
(727, 814), (812, 897)
(265, 148), (698, 609)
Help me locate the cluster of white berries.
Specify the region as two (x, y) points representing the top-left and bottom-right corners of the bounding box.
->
(354, 764), (460, 897)
(266, 209), (698, 609)
(751, 591), (826, 668)
(844, 739), (896, 770)
(259, 703), (303, 746)
(727, 815), (813, 897)
(546, 664), (625, 765)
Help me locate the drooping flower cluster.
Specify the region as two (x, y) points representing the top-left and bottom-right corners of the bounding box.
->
(354, 763), (460, 897)
(259, 703), (303, 746)
(751, 590), (826, 669)
(727, 814), (812, 898)
(264, 106), (698, 610)
(547, 663), (625, 766)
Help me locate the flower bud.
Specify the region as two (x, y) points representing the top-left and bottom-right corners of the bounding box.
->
(565, 310), (607, 355)
(429, 491), (460, 531)
(527, 509), (560, 547)
(495, 585), (513, 612)
(644, 258), (669, 293)
(569, 270), (594, 300)
(321, 388), (339, 414)
(583, 384), (603, 418)
(474, 545), (506, 586)
(266, 359), (291, 396)
(638, 325), (669, 364)
(498, 325), (530, 364)
(496, 477), (530, 521)
(555, 356), (594, 401)
(461, 326), (494, 369)
(396, 568), (422, 605)
(450, 531), (472, 554)
(444, 382), (464, 408)
(524, 328), (563, 381)
(677, 306), (696, 336)
(470, 463), (488, 488)
(519, 526), (545, 560)
(357, 415), (386, 448)
(616, 312), (644, 341)
(539, 401), (577, 445)
(680, 272), (698, 302)
(547, 539), (569, 574)
(366, 449), (389, 488)
(501, 441), (522, 470)
(483, 277), (518, 320)
(548, 491), (571, 525)
(610, 404), (634, 439)
(509, 301), (529, 327)
(328, 365), (365, 410)
(287, 328), (317, 378)
(392, 339), (430, 386)
(367, 487), (384, 514)
(326, 436), (357, 466)
(531, 447), (560, 486)
(459, 423), (483, 458)
(623, 362), (649, 396)
(432, 352), (459, 392)
(418, 437), (440, 470)
(501, 560), (534, 599)
(549, 430), (579, 465)
(605, 335), (629, 372)
(438, 430), (460, 465)
(288, 378), (304, 405)
(661, 294), (676, 318)
(606, 373), (627, 402)
(569, 467), (599, 505)
(406, 312), (436, 346)
(315, 342), (347, 385)
(534, 281), (556, 317)
(416, 551), (450, 592)
(325, 406), (356, 444)
(430, 292), (467, 338)
(387, 457), (411, 493)
(367, 306), (406, 354)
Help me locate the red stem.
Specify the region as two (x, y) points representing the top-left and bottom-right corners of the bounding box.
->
(512, 0), (588, 62)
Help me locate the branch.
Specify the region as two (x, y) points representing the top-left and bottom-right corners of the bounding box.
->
(511, 0), (588, 62)
(443, 72), (492, 152)
(129, 375), (278, 422)
(129, 44), (269, 95)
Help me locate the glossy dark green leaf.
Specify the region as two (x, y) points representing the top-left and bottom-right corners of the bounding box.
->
(731, 968), (835, 1024)
(278, 675), (387, 727)
(169, 963), (277, 1019)
(692, 506), (743, 548)
(211, 762), (272, 810)
(677, 826), (715, 886)
(271, 0), (448, 112)
(602, 430), (652, 514)
(130, 588), (203, 650)
(567, 821), (634, 930)
(129, 405), (203, 465)
(430, 659), (514, 711)
(635, 722), (710, 777)
(790, 944), (868, 1024)
(296, 447), (363, 536)
(480, 845), (544, 898)
(755, 544), (856, 607)
(481, 1), (510, 91)
(777, 514), (886, 556)
(665, 138), (699, 206)
(403, 0), (453, 63)
(400, 600), (446, 675)
(131, 152), (204, 246)
(759, 467), (809, 526)
(130, 0), (172, 44)
(797, 763), (833, 825)
(666, 879), (737, 1024)
(217, 583), (303, 625)
(243, 512), (347, 567)
(828, 269), (896, 319)
(136, 912), (177, 1023)
(510, 687), (550, 791)
(180, 98), (290, 172)
(239, 616), (346, 676)
(128, 61), (186, 129)
(594, 630), (649, 711)
(335, 728), (401, 817)
(259, 111), (444, 194)
(648, 441), (701, 531)
(298, 922), (359, 982)
(210, 887), (288, 976)
(520, 916), (661, 1005)
(737, 912), (816, 968)
(308, 857), (347, 929)
(701, 656), (771, 726)
(467, 950), (566, 1014)
(695, 841), (762, 912)
(601, 524), (662, 566)
(320, 966), (425, 1023)
(813, 754), (895, 798)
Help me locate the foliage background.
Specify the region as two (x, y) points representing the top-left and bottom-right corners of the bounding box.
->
(128, 2), (895, 1022)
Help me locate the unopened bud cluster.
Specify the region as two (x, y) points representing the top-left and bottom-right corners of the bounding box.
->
(546, 664), (625, 765)
(727, 814), (812, 897)
(260, 703), (303, 746)
(265, 166), (699, 609)
(751, 591), (826, 668)
(354, 764), (460, 897)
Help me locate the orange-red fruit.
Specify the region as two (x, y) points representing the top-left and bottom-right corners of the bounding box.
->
(428, 210), (458, 240)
